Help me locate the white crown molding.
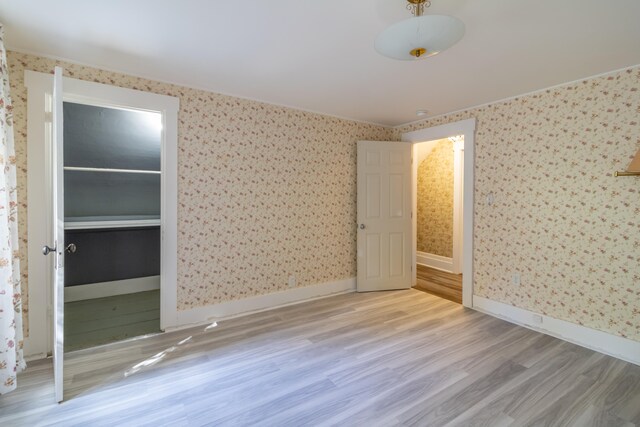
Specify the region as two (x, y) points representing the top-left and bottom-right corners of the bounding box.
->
(394, 62), (640, 129)
(9, 47), (391, 129)
(13, 48), (639, 130)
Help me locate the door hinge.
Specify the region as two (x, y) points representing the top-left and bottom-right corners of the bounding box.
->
(45, 111), (53, 123)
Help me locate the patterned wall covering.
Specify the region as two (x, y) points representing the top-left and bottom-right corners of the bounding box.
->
(395, 67), (640, 342)
(8, 51), (393, 328)
(417, 139), (454, 257)
(8, 50), (640, 343)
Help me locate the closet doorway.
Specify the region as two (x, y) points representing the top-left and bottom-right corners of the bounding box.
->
(25, 70), (178, 400)
(63, 102), (163, 350)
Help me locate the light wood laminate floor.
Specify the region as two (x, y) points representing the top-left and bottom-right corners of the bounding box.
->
(2, 290), (639, 426)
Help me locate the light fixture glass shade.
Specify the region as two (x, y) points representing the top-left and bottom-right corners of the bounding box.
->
(375, 15), (465, 60)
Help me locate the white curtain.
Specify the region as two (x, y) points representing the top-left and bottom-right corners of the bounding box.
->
(0, 23), (25, 395)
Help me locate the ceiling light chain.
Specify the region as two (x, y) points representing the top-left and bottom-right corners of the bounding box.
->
(406, 0), (431, 17)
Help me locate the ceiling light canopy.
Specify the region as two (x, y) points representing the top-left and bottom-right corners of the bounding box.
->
(375, 0), (465, 61)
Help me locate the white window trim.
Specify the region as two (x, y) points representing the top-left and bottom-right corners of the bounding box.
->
(23, 70), (179, 358)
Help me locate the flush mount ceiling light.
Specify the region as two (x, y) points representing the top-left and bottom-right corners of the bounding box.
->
(375, 0), (465, 60)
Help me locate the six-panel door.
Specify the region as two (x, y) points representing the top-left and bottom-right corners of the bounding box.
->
(357, 141), (412, 292)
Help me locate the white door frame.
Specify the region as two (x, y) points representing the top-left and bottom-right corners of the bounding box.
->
(23, 71), (179, 358)
(402, 118), (476, 308)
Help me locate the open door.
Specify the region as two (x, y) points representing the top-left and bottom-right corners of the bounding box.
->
(41, 66), (65, 402)
(357, 141), (412, 292)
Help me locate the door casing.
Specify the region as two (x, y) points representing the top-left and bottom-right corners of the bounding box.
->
(402, 118), (476, 308)
(23, 71), (179, 359)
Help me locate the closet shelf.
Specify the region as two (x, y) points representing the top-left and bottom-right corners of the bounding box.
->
(64, 166), (161, 175)
(65, 219), (161, 230)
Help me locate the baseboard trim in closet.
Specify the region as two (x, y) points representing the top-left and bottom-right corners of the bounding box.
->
(65, 275), (160, 302)
(172, 277), (356, 331)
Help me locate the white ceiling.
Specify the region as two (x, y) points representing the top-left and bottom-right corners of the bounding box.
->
(1, 0), (639, 126)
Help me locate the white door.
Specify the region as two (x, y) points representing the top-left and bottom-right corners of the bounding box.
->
(357, 141), (412, 292)
(42, 66), (65, 402)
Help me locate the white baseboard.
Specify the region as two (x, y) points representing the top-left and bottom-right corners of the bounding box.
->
(416, 251), (453, 273)
(24, 352), (49, 362)
(473, 296), (640, 366)
(65, 276), (160, 302)
(172, 277), (356, 331)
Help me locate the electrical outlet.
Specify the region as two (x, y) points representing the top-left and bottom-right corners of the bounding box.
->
(486, 192), (495, 206)
(512, 273), (521, 286)
(288, 275), (297, 288)
(531, 314), (543, 325)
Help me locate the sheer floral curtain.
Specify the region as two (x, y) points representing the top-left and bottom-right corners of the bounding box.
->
(0, 24), (25, 395)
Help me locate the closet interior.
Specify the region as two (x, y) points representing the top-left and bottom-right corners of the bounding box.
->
(63, 102), (162, 351)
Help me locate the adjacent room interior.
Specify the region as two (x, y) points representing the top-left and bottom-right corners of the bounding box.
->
(414, 136), (464, 304)
(0, 0), (639, 425)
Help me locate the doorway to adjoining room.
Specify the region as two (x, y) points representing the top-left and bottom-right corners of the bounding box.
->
(413, 136), (464, 303)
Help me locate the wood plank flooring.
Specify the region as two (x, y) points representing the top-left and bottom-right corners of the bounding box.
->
(64, 290), (161, 351)
(415, 264), (463, 304)
(2, 289), (639, 426)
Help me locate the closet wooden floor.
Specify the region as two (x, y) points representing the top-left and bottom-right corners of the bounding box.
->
(65, 290), (161, 351)
(415, 264), (463, 303)
(2, 290), (639, 426)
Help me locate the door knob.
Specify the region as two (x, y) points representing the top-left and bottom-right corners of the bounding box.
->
(42, 245), (56, 256)
(65, 243), (77, 254)
(359, 224), (365, 230)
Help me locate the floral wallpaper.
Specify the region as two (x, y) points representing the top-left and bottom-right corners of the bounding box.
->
(7, 51), (393, 332)
(395, 66), (640, 342)
(8, 50), (640, 344)
(417, 139), (454, 258)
